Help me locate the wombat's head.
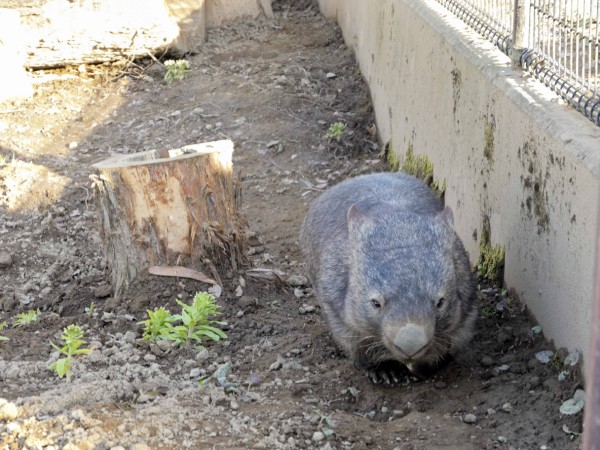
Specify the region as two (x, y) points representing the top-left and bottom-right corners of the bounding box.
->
(345, 204), (476, 371)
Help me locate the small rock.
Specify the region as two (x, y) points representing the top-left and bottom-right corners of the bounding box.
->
(558, 370), (569, 381)
(497, 436), (507, 443)
(560, 389), (586, 415)
(5, 365), (20, 379)
(144, 354), (157, 362)
(238, 296), (257, 308)
(535, 350), (554, 364)
(190, 368), (202, 378)
(299, 304), (316, 314)
(269, 356), (285, 371)
(502, 403), (513, 413)
(325, 72), (337, 79)
(196, 349), (210, 362)
(123, 331), (137, 344)
(230, 399), (239, 410)
(463, 413), (477, 424)
(0, 251), (13, 268)
(564, 349), (580, 367)
(68, 141), (78, 149)
(0, 400), (19, 420)
(287, 275), (308, 287)
(93, 284), (112, 298)
(15, 292), (30, 305)
(480, 356), (494, 367)
(131, 445), (151, 450)
(312, 431), (325, 442)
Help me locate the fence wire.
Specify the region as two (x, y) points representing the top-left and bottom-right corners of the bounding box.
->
(434, 0), (600, 126)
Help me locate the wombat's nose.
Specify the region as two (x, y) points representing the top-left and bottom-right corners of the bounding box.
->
(394, 323), (430, 357)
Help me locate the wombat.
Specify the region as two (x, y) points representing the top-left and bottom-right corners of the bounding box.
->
(299, 172), (477, 383)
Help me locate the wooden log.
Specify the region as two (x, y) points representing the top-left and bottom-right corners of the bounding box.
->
(20, 0), (206, 69)
(90, 139), (249, 299)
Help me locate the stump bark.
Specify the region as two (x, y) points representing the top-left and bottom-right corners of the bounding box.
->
(91, 139), (248, 299)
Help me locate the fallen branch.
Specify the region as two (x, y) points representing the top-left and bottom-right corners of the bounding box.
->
(148, 266), (218, 285)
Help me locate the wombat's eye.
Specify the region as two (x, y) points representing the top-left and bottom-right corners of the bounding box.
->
(436, 297), (446, 309)
(370, 298), (382, 309)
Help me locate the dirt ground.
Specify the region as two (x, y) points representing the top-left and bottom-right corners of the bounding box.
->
(0, 1), (586, 449)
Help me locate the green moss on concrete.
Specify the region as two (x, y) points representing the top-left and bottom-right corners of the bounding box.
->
(386, 142), (446, 200)
(401, 144), (434, 182)
(477, 216), (505, 282)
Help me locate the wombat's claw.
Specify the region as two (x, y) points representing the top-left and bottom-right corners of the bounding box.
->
(366, 365), (402, 385)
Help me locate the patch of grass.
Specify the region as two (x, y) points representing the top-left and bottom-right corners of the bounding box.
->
(49, 325), (92, 380)
(325, 122), (346, 142)
(164, 59), (191, 84)
(13, 309), (41, 327)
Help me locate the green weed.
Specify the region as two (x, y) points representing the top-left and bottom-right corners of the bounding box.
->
(140, 307), (173, 342)
(49, 325), (92, 380)
(164, 59), (191, 84)
(325, 122), (346, 142)
(0, 321), (8, 342)
(13, 309), (41, 327)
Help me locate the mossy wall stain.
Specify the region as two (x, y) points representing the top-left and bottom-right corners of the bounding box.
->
(484, 116), (495, 161)
(451, 66), (461, 117)
(518, 138), (550, 233)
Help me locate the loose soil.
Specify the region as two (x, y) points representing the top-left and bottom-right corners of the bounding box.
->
(0, 2), (585, 449)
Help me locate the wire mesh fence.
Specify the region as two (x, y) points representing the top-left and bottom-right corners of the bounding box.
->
(434, 0), (600, 125)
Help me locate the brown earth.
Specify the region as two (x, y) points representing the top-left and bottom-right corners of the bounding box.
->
(0, 1), (585, 449)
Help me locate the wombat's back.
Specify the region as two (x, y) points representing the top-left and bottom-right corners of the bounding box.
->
(300, 172), (443, 297)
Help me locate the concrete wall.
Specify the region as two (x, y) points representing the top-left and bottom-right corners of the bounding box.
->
(318, 0), (600, 368)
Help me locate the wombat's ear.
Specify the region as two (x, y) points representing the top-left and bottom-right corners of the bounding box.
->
(347, 204), (369, 232)
(436, 207), (454, 226)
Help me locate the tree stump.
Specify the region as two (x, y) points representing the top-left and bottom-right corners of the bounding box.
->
(91, 139), (248, 299)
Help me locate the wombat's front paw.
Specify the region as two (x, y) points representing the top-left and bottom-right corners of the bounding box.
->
(363, 360), (412, 385)
(407, 356), (452, 379)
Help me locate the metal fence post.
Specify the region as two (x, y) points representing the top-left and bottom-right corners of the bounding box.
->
(511, 0), (530, 68)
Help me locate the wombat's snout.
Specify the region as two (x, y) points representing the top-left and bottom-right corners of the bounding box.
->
(393, 323), (432, 359)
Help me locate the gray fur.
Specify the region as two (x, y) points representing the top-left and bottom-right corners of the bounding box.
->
(299, 172), (477, 376)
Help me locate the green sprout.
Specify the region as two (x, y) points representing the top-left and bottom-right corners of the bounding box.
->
(140, 306), (174, 343)
(84, 302), (96, 314)
(49, 325), (92, 380)
(325, 122), (347, 142)
(165, 292), (227, 348)
(0, 321), (8, 342)
(13, 309), (41, 327)
(164, 59), (191, 84)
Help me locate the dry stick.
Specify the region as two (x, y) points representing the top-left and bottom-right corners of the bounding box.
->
(148, 266), (218, 285)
